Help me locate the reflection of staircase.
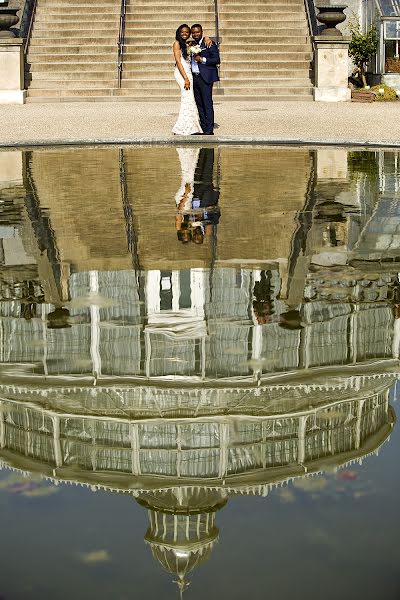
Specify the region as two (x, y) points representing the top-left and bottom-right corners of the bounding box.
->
(26, 0), (120, 101)
(218, 0), (314, 100)
(117, 0), (216, 99)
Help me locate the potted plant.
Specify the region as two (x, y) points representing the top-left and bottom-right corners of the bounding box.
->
(348, 15), (378, 88)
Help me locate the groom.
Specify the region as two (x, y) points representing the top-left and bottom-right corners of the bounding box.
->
(191, 24), (220, 136)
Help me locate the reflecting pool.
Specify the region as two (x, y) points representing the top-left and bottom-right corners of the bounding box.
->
(0, 146), (399, 600)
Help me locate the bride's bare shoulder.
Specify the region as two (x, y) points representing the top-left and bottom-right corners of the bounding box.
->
(173, 40), (180, 48)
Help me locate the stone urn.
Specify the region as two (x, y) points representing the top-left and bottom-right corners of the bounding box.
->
(315, 2), (347, 38)
(0, 1), (19, 38)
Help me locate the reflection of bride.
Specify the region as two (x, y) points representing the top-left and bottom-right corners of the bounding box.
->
(175, 147), (200, 243)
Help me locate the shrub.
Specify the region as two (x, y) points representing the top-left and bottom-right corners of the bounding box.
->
(371, 83), (398, 101)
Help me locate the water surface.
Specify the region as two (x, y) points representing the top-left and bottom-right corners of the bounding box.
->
(0, 146), (399, 600)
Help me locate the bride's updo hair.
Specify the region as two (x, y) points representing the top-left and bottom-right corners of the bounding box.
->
(176, 24), (190, 60)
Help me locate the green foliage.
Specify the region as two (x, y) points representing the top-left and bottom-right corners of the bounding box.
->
(371, 83), (398, 101)
(348, 16), (378, 72)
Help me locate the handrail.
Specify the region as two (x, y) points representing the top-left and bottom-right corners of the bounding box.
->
(214, 0), (221, 88)
(24, 0), (38, 56)
(118, 0), (127, 88)
(214, 0), (220, 47)
(304, 0), (318, 44)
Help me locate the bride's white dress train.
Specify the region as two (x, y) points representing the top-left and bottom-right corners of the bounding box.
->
(173, 54), (202, 136)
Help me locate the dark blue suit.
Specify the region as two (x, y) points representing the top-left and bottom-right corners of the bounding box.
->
(193, 40), (220, 135)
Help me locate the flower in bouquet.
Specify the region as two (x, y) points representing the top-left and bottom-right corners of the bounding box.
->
(189, 44), (202, 56)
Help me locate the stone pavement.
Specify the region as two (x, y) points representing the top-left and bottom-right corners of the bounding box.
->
(1, 100), (400, 147)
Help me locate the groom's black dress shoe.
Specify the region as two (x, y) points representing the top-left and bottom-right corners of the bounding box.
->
(204, 132), (214, 135)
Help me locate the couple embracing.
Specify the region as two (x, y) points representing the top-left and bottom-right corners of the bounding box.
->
(173, 24), (220, 136)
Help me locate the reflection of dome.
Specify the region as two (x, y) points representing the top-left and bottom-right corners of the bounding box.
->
(138, 488), (226, 593)
(151, 543), (214, 596)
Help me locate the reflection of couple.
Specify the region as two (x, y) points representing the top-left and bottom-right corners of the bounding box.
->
(175, 148), (220, 244)
(173, 24), (220, 136)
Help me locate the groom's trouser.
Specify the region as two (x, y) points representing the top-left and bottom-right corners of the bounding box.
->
(193, 74), (214, 134)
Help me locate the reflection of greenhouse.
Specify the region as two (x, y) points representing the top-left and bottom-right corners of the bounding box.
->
(0, 267), (398, 381)
(0, 377), (396, 593)
(0, 380), (396, 486)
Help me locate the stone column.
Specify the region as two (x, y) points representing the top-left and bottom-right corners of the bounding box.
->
(314, 37), (351, 102)
(0, 38), (26, 104)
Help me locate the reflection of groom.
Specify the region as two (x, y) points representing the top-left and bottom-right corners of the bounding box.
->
(192, 148), (220, 244)
(191, 24), (220, 136)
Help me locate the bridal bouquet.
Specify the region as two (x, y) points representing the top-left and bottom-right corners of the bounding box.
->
(188, 44), (202, 56)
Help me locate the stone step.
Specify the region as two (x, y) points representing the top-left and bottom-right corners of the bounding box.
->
(127, 0), (304, 3)
(30, 69), (118, 80)
(33, 14), (119, 22)
(27, 88), (115, 99)
(221, 44), (312, 56)
(29, 79), (117, 88)
(123, 34), (308, 44)
(125, 9), (214, 17)
(128, 0), (213, 4)
(129, 0), (301, 3)
(124, 25), (215, 33)
(219, 0), (305, 3)
(220, 68), (313, 78)
(115, 87), (187, 96)
(120, 60), (313, 73)
(26, 92), (313, 103)
(225, 35), (310, 43)
(125, 14), (215, 21)
(120, 64), (312, 77)
(28, 53), (117, 63)
(28, 45), (117, 55)
(37, 0), (118, 4)
(126, 5), (214, 11)
(35, 8), (120, 15)
(125, 35), (216, 46)
(29, 38), (117, 47)
(127, 0), (214, 4)
(222, 86), (312, 96)
(120, 77), (311, 89)
(219, 7), (307, 15)
(217, 94), (313, 101)
(122, 49), (313, 61)
(31, 29), (118, 38)
(29, 62), (117, 72)
(224, 77), (312, 86)
(115, 85), (312, 97)
(33, 22), (119, 30)
(221, 43), (312, 52)
(216, 26), (310, 35)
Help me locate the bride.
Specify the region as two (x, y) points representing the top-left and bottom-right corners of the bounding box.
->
(172, 24), (211, 136)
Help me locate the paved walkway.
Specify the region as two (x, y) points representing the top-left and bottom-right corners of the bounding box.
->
(1, 100), (400, 147)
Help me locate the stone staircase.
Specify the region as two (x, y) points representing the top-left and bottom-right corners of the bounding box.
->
(218, 0), (314, 100)
(117, 0), (216, 99)
(26, 0), (120, 101)
(25, 0), (313, 102)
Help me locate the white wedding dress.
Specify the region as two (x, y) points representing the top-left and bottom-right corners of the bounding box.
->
(173, 53), (202, 136)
